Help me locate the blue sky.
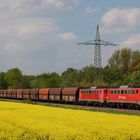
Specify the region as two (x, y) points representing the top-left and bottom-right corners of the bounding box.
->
(0, 0), (140, 75)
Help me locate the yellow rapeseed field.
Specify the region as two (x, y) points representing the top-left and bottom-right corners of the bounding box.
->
(0, 101), (139, 140)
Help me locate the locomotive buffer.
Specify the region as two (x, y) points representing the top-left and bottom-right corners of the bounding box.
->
(78, 25), (118, 85)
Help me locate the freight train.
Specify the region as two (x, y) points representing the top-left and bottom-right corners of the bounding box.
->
(0, 85), (140, 109)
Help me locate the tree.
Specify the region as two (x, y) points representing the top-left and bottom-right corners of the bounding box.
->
(22, 75), (34, 88)
(108, 48), (132, 74)
(61, 68), (80, 87)
(103, 66), (122, 85)
(107, 48), (140, 85)
(47, 73), (61, 88)
(130, 50), (140, 72)
(4, 68), (23, 88)
(29, 72), (61, 88)
(80, 65), (97, 86)
(124, 61), (140, 84)
(29, 74), (48, 88)
(0, 72), (7, 89)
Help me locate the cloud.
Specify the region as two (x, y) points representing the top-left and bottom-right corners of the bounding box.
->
(101, 8), (140, 34)
(0, 0), (82, 74)
(0, 0), (80, 19)
(84, 6), (98, 14)
(59, 32), (78, 41)
(0, 18), (57, 63)
(41, 0), (80, 10)
(122, 34), (140, 50)
(0, 16), (79, 74)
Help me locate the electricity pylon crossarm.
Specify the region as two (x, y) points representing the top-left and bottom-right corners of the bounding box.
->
(78, 25), (117, 68)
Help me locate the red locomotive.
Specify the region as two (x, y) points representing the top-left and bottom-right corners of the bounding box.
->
(0, 85), (140, 109)
(79, 87), (108, 103)
(79, 85), (140, 109)
(107, 86), (140, 108)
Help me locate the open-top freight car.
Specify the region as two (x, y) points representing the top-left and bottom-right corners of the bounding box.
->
(11, 89), (17, 99)
(62, 87), (80, 102)
(3, 90), (7, 98)
(7, 89), (12, 98)
(30, 89), (39, 100)
(49, 88), (62, 102)
(23, 89), (30, 100)
(39, 88), (49, 101)
(17, 89), (23, 99)
(0, 90), (4, 98)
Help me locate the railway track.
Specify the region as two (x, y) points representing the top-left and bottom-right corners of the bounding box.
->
(39, 102), (140, 115)
(0, 98), (139, 115)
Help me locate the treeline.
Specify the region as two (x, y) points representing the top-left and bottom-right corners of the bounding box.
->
(0, 48), (140, 89)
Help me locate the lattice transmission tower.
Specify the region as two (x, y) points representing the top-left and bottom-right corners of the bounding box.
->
(78, 25), (117, 84)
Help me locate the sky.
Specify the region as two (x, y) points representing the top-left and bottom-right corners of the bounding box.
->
(0, 0), (140, 75)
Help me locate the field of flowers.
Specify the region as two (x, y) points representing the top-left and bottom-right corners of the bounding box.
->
(0, 101), (139, 140)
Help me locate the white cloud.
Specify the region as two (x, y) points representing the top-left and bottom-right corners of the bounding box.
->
(40, 0), (80, 11)
(84, 7), (98, 14)
(101, 8), (140, 34)
(0, 16), (80, 74)
(0, 18), (58, 58)
(122, 34), (140, 49)
(41, 0), (65, 9)
(0, 0), (82, 74)
(60, 32), (78, 41)
(0, 0), (80, 18)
